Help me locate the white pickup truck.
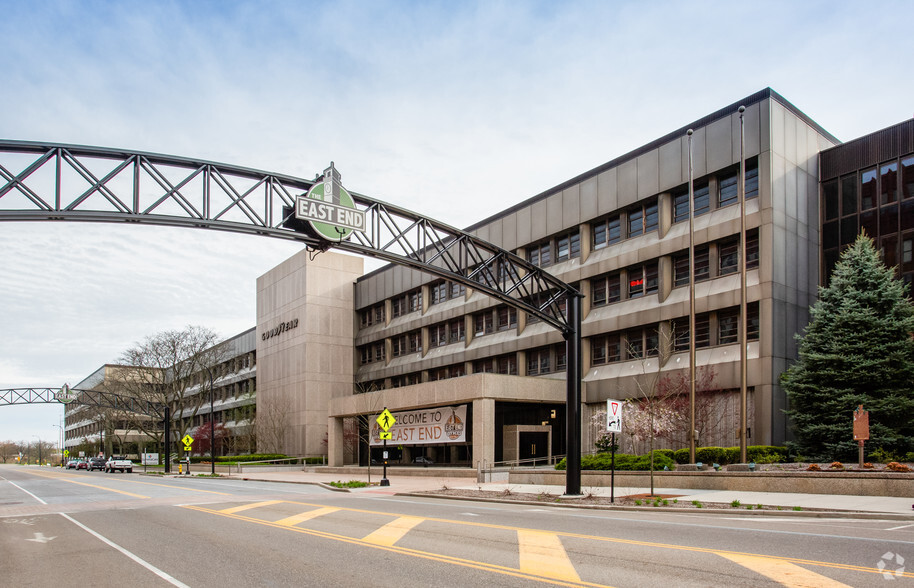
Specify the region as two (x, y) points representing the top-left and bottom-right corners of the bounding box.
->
(105, 456), (134, 473)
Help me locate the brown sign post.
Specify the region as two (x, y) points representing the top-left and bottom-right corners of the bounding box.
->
(853, 405), (869, 468)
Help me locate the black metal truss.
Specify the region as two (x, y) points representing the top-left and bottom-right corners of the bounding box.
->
(0, 387), (165, 418)
(0, 139), (583, 493)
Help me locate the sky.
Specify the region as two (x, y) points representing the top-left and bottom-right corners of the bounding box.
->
(1, 0), (912, 449)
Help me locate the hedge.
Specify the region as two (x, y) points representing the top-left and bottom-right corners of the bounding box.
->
(187, 453), (290, 464)
(672, 445), (788, 465)
(556, 452), (675, 471)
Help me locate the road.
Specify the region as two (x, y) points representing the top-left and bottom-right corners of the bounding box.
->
(2, 465), (913, 587)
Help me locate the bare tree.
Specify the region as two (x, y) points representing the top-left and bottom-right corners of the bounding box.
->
(257, 395), (291, 454)
(110, 325), (227, 459)
(0, 441), (18, 463)
(228, 389), (257, 455)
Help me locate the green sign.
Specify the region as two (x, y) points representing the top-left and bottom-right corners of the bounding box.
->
(55, 384), (78, 404)
(295, 162), (365, 241)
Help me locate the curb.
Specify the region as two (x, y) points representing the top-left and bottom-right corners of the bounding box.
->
(399, 492), (914, 520)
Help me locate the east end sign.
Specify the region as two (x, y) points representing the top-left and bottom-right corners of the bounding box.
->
(370, 405), (467, 446)
(295, 162), (366, 240)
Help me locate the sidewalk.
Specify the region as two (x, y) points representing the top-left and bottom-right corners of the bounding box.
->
(223, 468), (914, 517)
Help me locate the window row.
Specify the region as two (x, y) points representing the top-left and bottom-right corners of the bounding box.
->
(359, 341), (387, 365)
(392, 330), (422, 357)
(824, 156), (914, 223)
(429, 319), (465, 348)
(672, 159), (759, 223)
(392, 288), (423, 318)
(429, 280), (466, 305)
(360, 303), (385, 328)
(473, 354), (519, 376)
(527, 230), (581, 267)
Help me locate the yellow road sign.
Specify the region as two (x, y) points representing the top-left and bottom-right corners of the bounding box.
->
(376, 409), (396, 431)
(182, 434), (194, 447)
(379, 431), (392, 440)
(184, 446), (192, 452)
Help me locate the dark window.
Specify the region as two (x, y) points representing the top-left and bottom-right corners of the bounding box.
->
(823, 220), (839, 250)
(527, 348), (551, 376)
(593, 216), (622, 248)
(841, 174), (857, 216)
(527, 242), (551, 267)
(673, 190), (689, 223)
(644, 202), (659, 233)
(719, 239), (739, 275)
(718, 308), (739, 344)
(497, 354), (517, 375)
(718, 172), (738, 207)
(628, 208), (643, 238)
(748, 301), (760, 340)
(496, 306), (517, 331)
(474, 311), (494, 336)
(644, 263), (659, 294)
(409, 331), (422, 353)
(860, 210), (877, 240)
(693, 183), (710, 216)
(823, 180), (839, 221)
(694, 245), (710, 281)
(672, 318), (689, 352)
(408, 290), (422, 313)
(673, 252), (690, 287)
(449, 320), (464, 344)
(883, 235), (898, 268)
(747, 229), (759, 269)
(591, 273), (621, 306)
(903, 200), (914, 232)
(556, 231), (581, 262)
(392, 335), (407, 357)
(882, 162), (899, 205)
(391, 297), (406, 318)
(474, 358), (495, 373)
(840, 216), (858, 246)
(881, 204), (899, 237)
(903, 157), (914, 200)
(695, 313), (711, 348)
(745, 160), (759, 199)
(628, 267), (644, 298)
(626, 330), (644, 359)
(862, 168), (877, 210)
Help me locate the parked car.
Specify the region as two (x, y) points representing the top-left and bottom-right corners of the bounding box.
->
(413, 456), (434, 466)
(88, 457), (107, 471)
(105, 456), (134, 473)
(76, 460), (88, 470)
(66, 459), (80, 469)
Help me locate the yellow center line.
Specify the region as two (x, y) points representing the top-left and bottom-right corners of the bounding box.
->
(219, 499), (911, 580)
(181, 504), (609, 588)
(23, 469), (232, 495)
(717, 553), (854, 587)
(362, 515), (424, 546)
(518, 530), (582, 583)
(274, 506), (340, 527)
(22, 470), (148, 498)
(219, 500), (284, 514)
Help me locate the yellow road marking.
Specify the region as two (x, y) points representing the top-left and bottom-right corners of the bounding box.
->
(185, 499), (909, 582)
(182, 504), (609, 588)
(718, 553), (854, 587)
(24, 469), (231, 495)
(274, 507), (340, 527)
(518, 530), (582, 583)
(219, 500), (283, 514)
(23, 471), (148, 498)
(362, 515), (424, 546)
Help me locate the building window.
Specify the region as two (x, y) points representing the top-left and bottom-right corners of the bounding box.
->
(862, 168), (878, 210)
(748, 301), (760, 340)
(823, 179), (839, 221)
(473, 358), (495, 373)
(718, 171), (738, 207)
(474, 306), (514, 336)
(626, 263), (657, 299)
(527, 348), (551, 376)
(882, 162), (899, 205)
(718, 308), (739, 344)
(556, 231), (581, 262)
(695, 312), (711, 348)
(626, 199), (657, 238)
(693, 183), (710, 216)
(672, 319), (689, 352)
(449, 320), (465, 344)
(497, 354), (517, 375)
(901, 156), (914, 200)
(673, 253), (690, 287)
(745, 159), (759, 200)
(527, 242), (551, 267)
(391, 373), (421, 388)
(747, 229), (759, 269)
(391, 296), (406, 318)
(694, 245), (710, 281)
(429, 280), (465, 305)
(593, 215), (622, 249)
(644, 201), (659, 233)
(360, 303), (385, 328)
(591, 334), (621, 365)
(673, 189), (690, 223)
(430, 364), (465, 381)
(359, 342), (386, 365)
(392, 335), (407, 357)
(591, 272), (621, 306)
(719, 239), (739, 275)
(408, 289), (422, 313)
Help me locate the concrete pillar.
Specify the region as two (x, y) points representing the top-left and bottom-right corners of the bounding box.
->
(472, 397), (496, 468)
(328, 416), (344, 466)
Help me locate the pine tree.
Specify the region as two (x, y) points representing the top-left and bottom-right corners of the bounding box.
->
(782, 234), (914, 461)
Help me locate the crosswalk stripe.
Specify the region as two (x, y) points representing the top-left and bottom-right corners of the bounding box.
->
(274, 507), (340, 527)
(219, 500), (283, 514)
(362, 516), (424, 546)
(717, 552), (854, 587)
(517, 530), (582, 583)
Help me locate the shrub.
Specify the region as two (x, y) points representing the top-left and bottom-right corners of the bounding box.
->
(696, 447), (727, 465)
(886, 462), (912, 472)
(870, 447), (901, 464)
(554, 452), (675, 471)
(673, 448), (690, 464)
(747, 445), (788, 463)
(829, 461), (844, 470)
(806, 463), (821, 471)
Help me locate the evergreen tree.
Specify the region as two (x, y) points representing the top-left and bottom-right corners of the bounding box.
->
(782, 234), (914, 461)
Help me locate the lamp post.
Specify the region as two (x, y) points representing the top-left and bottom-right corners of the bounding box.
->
(209, 368), (216, 476)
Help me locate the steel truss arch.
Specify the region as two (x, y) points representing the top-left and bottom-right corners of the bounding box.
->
(0, 139), (582, 493)
(0, 387), (164, 417)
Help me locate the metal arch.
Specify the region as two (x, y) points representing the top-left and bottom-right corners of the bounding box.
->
(0, 139), (582, 494)
(0, 387), (164, 417)
(0, 140), (578, 333)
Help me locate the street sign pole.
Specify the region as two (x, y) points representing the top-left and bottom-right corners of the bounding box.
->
(382, 437), (389, 487)
(376, 408), (396, 487)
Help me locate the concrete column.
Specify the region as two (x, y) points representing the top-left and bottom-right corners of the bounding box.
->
(472, 397), (496, 468)
(658, 191), (672, 238)
(579, 222), (592, 263)
(328, 416), (344, 466)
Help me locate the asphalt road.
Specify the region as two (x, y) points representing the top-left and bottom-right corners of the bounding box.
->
(3, 465), (913, 587)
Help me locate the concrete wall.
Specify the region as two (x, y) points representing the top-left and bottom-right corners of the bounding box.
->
(256, 250), (364, 457)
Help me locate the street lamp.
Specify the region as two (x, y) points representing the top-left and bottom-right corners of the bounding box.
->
(209, 367), (216, 476)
